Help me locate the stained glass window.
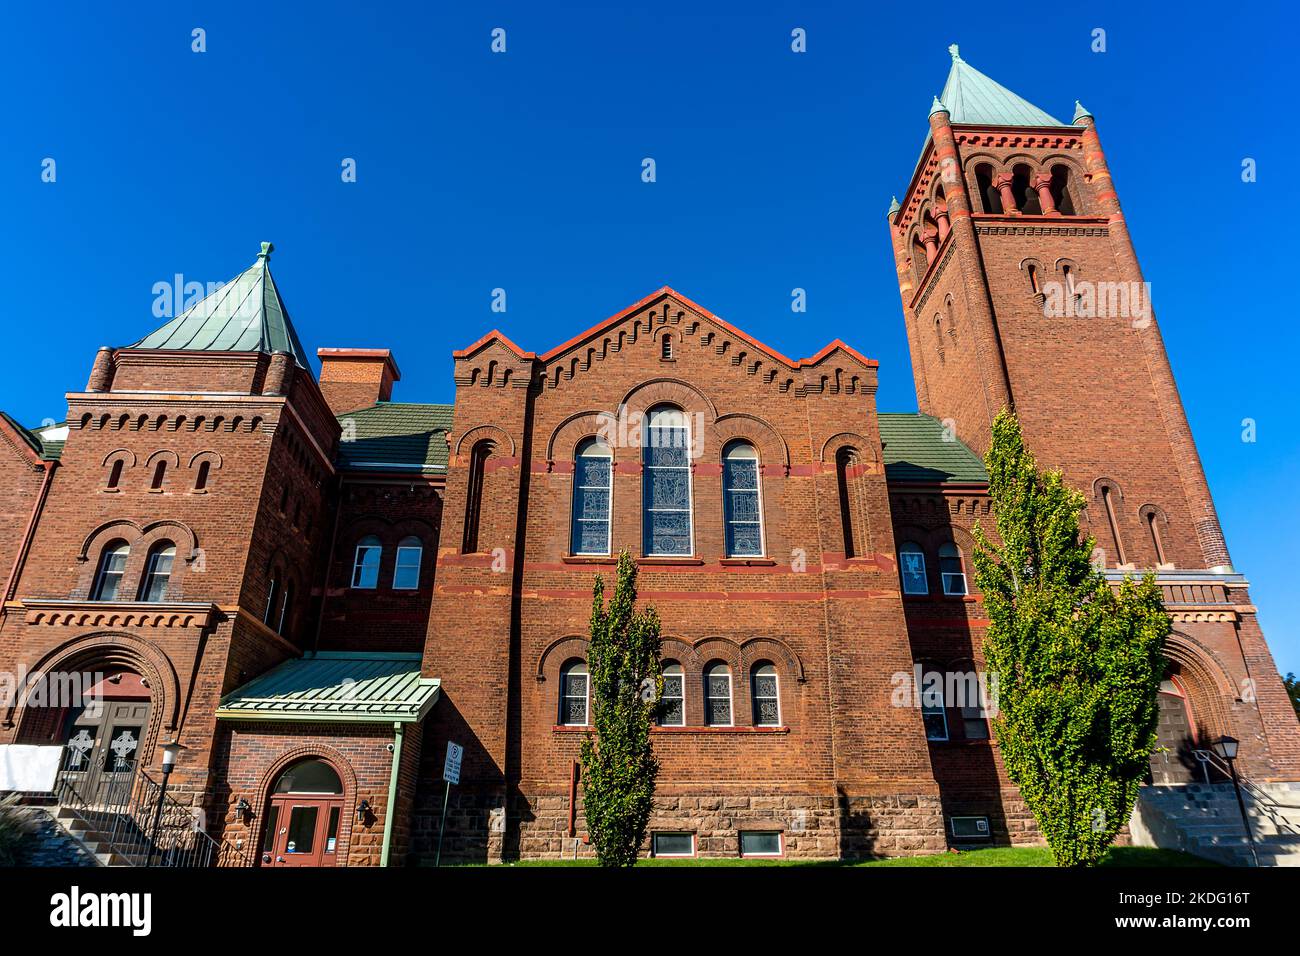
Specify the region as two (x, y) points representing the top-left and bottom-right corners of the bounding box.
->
(705, 663), (732, 726)
(571, 438), (612, 555)
(723, 442), (763, 557)
(752, 664), (780, 726)
(657, 663), (685, 726)
(643, 407), (692, 556)
(898, 543), (928, 595)
(561, 661), (589, 726)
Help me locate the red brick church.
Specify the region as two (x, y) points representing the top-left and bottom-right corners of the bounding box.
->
(2, 48), (1297, 866)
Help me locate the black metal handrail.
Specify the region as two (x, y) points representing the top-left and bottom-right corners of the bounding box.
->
(57, 758), (249, 867)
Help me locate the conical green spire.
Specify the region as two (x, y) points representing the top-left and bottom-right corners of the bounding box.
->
(887, 196), (901, 218)
(127, 242), (312, 369)
(1072, 100), (1093, 124)
(938, 45), (1066, 126)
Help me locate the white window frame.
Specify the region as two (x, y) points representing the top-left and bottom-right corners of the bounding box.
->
(352, 537), (382, 590)
(91, 542), (130, 601)
(138, 543), (175, 603)
(939, 542), (967, 596)
(651, 832), (695, 858)
(263, 575), (280, 626)
(393, 537), (423, 590)
(722, 441), (765, 558)
(277, 581), (293, 636)
(704, 664), (733, 727)
(560, 662), (590, 727)
(643, 406), (694, 557)
(898, 543), (928, 596)
(738, 831), (783, 858)
(657, 663), (685, 727)
(921, 674), (949, 742)
(751, 664), (780, 727)
(571, 438), (613, 556)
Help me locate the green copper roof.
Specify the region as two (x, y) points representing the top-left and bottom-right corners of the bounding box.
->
(216, 652), (440, 724)
(335, 402), (453, 473)
(126, 242), (312, 369)
(939, 45), (1066, 127)
(0, 412), (63, 461)
(879, 412), (988, 484)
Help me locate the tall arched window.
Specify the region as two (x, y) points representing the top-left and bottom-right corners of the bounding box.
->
(138, 541), (176, 602)
(194, 459), (211, 491)
(559, 660), (589, 726)
(106, 459), (124, 490)
(352, 535), (382, 589)
(722, 441), (763, 557)
(1146, 510), (1168, 567)
(276, 580), (294, 636)
(90, 540), (129, 601)
(1100, 484), (1126, 566)
(657, 663), (685, 727)
(1050, 164), (1076, 215)
(643, 406), (693, 557)
(393, 536), (423, 589)
(898, 541), (928, 595)
(462, 441), (493, 554)
(751, 663), (780, 726)
(263, 573), (280, 625)
(835, 447), (859, 558)
(150, 459), (167, 490)
(704, 662), (733, 727)
(571, 437), (613, 556)
(939, 542), (967, 595)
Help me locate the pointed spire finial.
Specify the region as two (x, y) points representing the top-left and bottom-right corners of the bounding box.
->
(948, 43), (961, 62)
(930, 96), (948, 117)
(1072, 101), (1093, 124)
(258, 241), (274, 261)
(887, 196), (901, 219)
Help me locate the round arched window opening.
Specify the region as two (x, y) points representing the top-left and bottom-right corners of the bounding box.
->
(273, 758), (344, 795)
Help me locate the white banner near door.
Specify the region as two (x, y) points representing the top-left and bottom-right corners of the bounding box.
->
(0, 744), (64, 792)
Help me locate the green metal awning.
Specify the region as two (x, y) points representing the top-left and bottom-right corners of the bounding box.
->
(216, 652), (440, 724)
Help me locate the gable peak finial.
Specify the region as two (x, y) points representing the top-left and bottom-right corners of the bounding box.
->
(948, 43), (961, 62)
(929, 96), (948, 117)
(258, 241), (274, 261)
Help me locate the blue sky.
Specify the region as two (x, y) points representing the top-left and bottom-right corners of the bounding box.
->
(2, 2), (1295, 670)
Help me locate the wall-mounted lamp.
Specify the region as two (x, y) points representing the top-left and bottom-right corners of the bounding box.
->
(356, 799), (372, 824)
(234, 798), (251, 821)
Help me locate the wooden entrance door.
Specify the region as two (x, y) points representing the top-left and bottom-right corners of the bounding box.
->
(60, 699), (150, 804)
(261, 797), (343, 867)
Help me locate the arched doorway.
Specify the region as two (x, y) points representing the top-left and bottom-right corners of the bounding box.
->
(40, 669), (152, 804)
(260, 758), (345, 867)
(1149, 671), (1208, 784)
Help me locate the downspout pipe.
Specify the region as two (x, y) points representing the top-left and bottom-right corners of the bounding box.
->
(380, 720), (404, 866)
(4, 460), (55, 603)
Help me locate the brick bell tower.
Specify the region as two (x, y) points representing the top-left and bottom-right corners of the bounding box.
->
(889, 47), (1300, 782)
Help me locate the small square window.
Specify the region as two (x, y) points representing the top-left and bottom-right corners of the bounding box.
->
(651, 832), (694, 857)
(739, 831), (782, 857)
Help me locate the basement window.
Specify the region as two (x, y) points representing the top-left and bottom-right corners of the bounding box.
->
(949, 816), (991, 841)
(651, 832), (695, 858)
(739, 831), (782, 857)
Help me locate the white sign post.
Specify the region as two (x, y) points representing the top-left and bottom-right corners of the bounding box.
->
(435, 742), (463, 867)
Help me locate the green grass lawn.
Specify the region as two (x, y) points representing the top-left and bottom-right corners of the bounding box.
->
(495, 845), (1215, 868)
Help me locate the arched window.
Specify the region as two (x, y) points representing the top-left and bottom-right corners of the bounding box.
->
(919, 666), (948, 741)
(559, 660), (589, 726)
(643, 406), (693, 557)
(351, 535), (382, 589)
(939, 542), (967, 596)
(263, 573), (280, 625)
(90, 540), (129, 601)
(462, 441), (493, 554)
(657, 663), (685, 727)
(150, 459), (167, 490)
(751, 663), (780, 726)
(106, 459), (124, 490)
(393, 536), (423, 589)
(1146, 510), (1168, 567)
(835, 447), (859, 558)
(1050, 164), (1076, 215)
(1011, 163), (1039, 214)
(661, 336), (673, 361)
(138, 541), (176, 602)
(704, 662), (733, 727)
(277, 580), (294, 636)
(974, 162), (1001, 213)
(1100, 484), (1126, 566)
(194, 459), (211, 491)
(898, 541), (928, 595)
(273, 758), (343, 795)
(571, 437), (613, 556)
(722, 442), (763, 557)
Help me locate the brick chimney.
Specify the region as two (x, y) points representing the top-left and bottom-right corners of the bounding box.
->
(316, 348), (401, 415)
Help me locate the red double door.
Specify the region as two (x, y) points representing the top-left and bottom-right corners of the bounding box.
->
(261, 796), (343, 867)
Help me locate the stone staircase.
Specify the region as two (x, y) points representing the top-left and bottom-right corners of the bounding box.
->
(51, 804), (152, 867)
(1131, 781), (1300, 866)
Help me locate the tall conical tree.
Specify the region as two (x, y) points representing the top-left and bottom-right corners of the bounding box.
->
(580, 551), (663, 867)
(973, 411), (1169, 867)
